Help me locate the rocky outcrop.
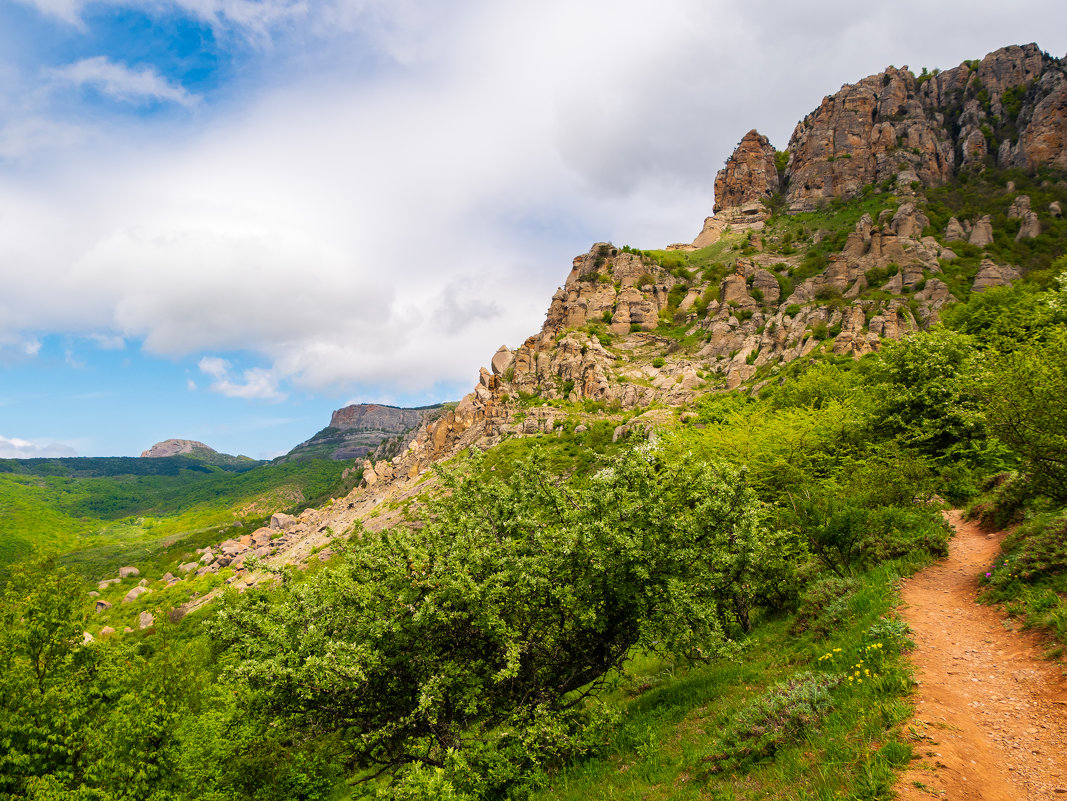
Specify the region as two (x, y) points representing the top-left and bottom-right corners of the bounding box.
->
(972, 260), (1021, 291)
(713, 130), (780, 216)
(969, 215), (995, 247)
(140, 439), (216, 458)
(779, 45), (1067, 211)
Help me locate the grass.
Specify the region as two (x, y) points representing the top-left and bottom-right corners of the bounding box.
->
(528, 558), (927, 801)
(0, 458), (356, 582)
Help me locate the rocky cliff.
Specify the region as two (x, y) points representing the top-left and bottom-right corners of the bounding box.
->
(780, 43), (1066, 211)
(284, 403), (448, 461)
(332, 47), (1067, 496)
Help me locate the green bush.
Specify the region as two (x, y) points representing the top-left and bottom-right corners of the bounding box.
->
(703, 672), (840, 773)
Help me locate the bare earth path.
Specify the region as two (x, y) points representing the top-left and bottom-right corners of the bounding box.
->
(895, 511), (1067, 800)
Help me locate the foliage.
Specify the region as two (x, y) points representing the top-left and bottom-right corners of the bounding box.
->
(702, 671), (840, 773)
(0, 458), (352, 580)
(210, 446), (782, 797)
(976, 325), (1067, 501)
(864, 328), (988, 464)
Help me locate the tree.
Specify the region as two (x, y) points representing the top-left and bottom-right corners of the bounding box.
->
(978, 325), (1067, 501)
(211, 445), (777, 797)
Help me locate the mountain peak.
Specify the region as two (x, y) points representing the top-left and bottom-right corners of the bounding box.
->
(140, 439), (217, 458)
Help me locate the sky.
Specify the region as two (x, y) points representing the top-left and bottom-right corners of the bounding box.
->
(1, 1), (1065, 459)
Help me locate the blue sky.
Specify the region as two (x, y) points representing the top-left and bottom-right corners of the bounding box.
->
(1, 0), (1066, 459)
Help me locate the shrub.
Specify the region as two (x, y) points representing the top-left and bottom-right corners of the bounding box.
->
(635, 273), (656, 289)
(790, 576), (858, 639)
(651, 357), (665, 368)
(703, 672), (840, 773)
(785, 304), (801, 317)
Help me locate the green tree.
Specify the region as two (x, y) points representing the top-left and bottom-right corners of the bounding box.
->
(210, 446), (778, 798)
(978, 325), (1067, 501)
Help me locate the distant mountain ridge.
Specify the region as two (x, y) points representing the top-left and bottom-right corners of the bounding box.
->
(282, 403), (451, 462)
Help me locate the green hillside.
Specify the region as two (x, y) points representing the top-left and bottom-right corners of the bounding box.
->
(0, 455), (358, 579)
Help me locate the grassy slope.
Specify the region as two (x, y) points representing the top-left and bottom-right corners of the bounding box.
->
(0, 458), (356, 580)
(531, 563), (920, 801)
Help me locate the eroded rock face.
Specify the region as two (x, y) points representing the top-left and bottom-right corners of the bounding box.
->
(969, 215), (995, 247)
(972, 260), (1021, 291)
(780, 45), (1067, 211)
(713, 130), (779, 215)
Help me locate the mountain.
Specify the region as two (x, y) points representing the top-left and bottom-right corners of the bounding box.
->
(140, 438), (259, 468)
(317, 43), (1067, 498)
(281, 403), (450, 462)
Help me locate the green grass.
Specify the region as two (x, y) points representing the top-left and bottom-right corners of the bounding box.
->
(523, 559), (926, 801)
(0, 458), (356, 581)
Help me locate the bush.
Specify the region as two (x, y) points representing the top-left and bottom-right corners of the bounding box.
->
(785, 304), (801, 317)
(790, 576), (858, 639)
(703, 672), (840, 773)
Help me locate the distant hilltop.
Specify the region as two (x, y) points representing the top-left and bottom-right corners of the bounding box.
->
(140, 439), (218, 458)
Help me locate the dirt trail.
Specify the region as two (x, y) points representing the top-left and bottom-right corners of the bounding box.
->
(895, 511), (1067, 800)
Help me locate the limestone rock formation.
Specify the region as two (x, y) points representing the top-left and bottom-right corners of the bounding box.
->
(780, 44), (1067, 211)
(286, 403), (447, 461)
(972, 259), (1022, 291)
(969, 215), (995, 247)
(713, 130), (780, 216)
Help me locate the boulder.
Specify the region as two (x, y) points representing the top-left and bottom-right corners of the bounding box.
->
(118, 566), (140, 579)
(100, 626), (115, 637)
(490, 345), (515, 376)
(161, 572), (176, 582)
(720, 274), (751, 305)
(122, 586), (149, 604)
(751, 269), (781, 305)
(968, 215), (995, 247)
(1007, 194), (1032, 218)
(95, 600), (112, 613)
(88, 590), (100, 598)
(199, 551), (215, 565)
(890, 202), (930, 239)
(178, 562), (198, 574)
(82, 631), (94, 645)
(138, 611), (154, 630)
(250, 527), (273, 547)
(269, 512), (295, 530)
(1051, 201), (1062, 218)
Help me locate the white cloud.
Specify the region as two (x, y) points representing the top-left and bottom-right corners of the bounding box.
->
(199, 356), (286, 400)
(50, 56), (200, 108)
(0, 434), (78, 458)
(2, 1), (1067, 404)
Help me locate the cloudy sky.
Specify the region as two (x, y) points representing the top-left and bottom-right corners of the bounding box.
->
(1, 0), (1065, 459)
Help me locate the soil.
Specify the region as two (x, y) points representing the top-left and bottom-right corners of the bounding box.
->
(895, 510), (1067, 800)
